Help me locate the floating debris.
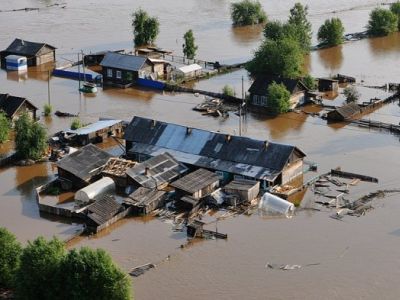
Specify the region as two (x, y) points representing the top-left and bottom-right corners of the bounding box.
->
(129, 263), (156, 277)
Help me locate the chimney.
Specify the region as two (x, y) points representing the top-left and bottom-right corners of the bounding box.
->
(151, 120), (157, 128)
(225, 134), (231, 143)
(144, 166), (150, 176)
(263, 140), (269, 149)
(186, 127), (192, 135)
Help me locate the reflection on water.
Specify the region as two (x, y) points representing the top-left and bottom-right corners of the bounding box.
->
(317, 45), (344, 74)
(230, 24), (264, 45)
(368, 32), (400, 56)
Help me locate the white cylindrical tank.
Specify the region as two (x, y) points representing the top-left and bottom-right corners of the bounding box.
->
(259, 192), (295, 218)
(75, 177), (115, 206)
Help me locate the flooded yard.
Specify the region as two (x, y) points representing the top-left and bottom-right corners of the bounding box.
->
(1, 0), (400, 299)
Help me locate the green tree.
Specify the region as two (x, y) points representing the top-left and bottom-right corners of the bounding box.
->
(14, 112), (47, 160)
(132, 9), (159, 46)
(288, 2), (312, 53)
(222, 85), (235, 97)
(317, 18), (345, 46)
(367, 8), (398, 36)
(0, 111), (10, 143)
(15, 237), (65, 300)
(182, 29), (198, 59)
(43, 103), (52, 117)
(303, 74), (317, 90)
(390, 1), (400, 30)
(230, 0), (267, 26)
(60, 247), (131, 300)
(0, 228), (22, 288)
(343, 86), (360, 103)
(267, 82), (291, 114)
(71, 118), (82, 130)
(246, 37), (304, 78)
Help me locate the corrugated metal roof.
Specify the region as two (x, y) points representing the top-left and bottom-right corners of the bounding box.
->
(124, 117), (305, 181)
(57, 144), (113, 181)
(171, 168), (219, 194)
(126, 152), (188, 188)
(100, 52), (148, 72)
(66, 119), (122, 136)
(3, 38), (56, 56)
(178, 64), (202, 73)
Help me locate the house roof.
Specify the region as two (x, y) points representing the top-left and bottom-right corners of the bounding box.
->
(56, 144), (113, 182)
(170, 168), (219, 194)
(178, 64), (202, 74)
(0, 93), (37, 119)
(87, 194), (122, 226)
(328, 103), (360, 119)
(224, 179), (259, 191)
(126, 152), (188, 188)
(126, 187), (166, 206)
(3, 38), (56, 57)
(248, 75), (308, 96)
(124, 116), (306, 182)
(100, 52), (149, 72)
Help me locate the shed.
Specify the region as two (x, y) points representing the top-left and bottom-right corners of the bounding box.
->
(223, 179), (260, 205)
(86, 194), (123, 231)
(5, 55), (27, 71)
(1, 38), (56, 67)
(74, 177), (116, 206)
(0, 93), (37, 122)
(173, 64), (202, 79)
(171, 168), (220, 200)
(318, 78), (339, 92)
(100, 52), (153, 87)
(326, 103), (361, 122)
(101, 158), (136, 188)
(125, 187), (166, 215)
(126, 152), (188, 189)
(56, 144), (113, 189)
(148, 58), (171, 79)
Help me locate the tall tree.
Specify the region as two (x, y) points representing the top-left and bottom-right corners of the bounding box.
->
(317, 18), (345, 46)
(246, 37), (304, 78)
(0, 228), (22, 288)
(390, 2), (400, 30)
(367, 8), (398, 36)
(267, 82), (291, 114)
(230, 0), (267, 26)
(182, 29), (198, 59)
(288, 2), (312, 53)
(0, 112), (10, 143)
(132, 9), (159, 46)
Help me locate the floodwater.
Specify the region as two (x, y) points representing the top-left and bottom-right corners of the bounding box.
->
(1, 0), (400, 299)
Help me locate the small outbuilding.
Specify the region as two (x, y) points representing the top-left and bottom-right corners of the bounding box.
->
(74, 177), (116, 206)
(223, 179), (260, 206)
(1, 38), (56, 67)
(318, 78), (339, 92)
(173, 64), (202, 79)
(326, 102), (361, 122)
(125, 187), (166, 215)
(56, 144), (113, 189)
(5, 55), (27, 71)
(0, 93), (37, 122)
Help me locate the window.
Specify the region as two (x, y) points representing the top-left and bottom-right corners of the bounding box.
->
(116, 70), (122, 79)
(107, 68), (113, 78)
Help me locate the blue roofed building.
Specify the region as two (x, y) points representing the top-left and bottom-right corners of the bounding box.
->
(124, 116), (306, 188)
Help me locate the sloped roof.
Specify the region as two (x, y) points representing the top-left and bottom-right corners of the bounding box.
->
(126, 152), (188, 188)
(0, 93), (37, 118)
(100, 52), (149, 71)
(87, 194), (122, 225)
(3, 38), (56, 56)
(56, 144), (113, 182)
(124, 116), (306, 181)
(224, 179), (259, 191)
(65, 119), (122, 136)
(328, 102), (361, 120)
(126, 187), (166, 206)
(170, 168), (219, 194)
(248, 74), (308, 96)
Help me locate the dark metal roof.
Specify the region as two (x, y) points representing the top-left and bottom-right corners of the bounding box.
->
(171, 169), (219, 194)
(56, 144), (113, 182)
(0, 93), (37, 118)
(100, 52), (149, 72)
(3, 38), (56, 57)
(87, 194), (122, 226)
(126, 152), (188, 188)
(126, 187), (166, 206)
(124, 116), (306, 181)
(248, 74), (308, 95)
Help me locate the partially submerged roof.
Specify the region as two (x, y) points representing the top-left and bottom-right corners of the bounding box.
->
(328, 102), (361, 120)
(126, 187), (166, 206)
(248, 74), (308, 96)
(171, 168), (219, 194)
(224, 179), (259, 191)
(0, 93), (37, 118)
(125, 116), (306, 182)
(87, 194), (122, 226)
(178, 64), (202, 74)
(100, 52), (149, 72)
(66, 119), (122, 136)
(56, 144), (113, 182)
(126, 152), (188, 188)
(3, 38), (56, 56)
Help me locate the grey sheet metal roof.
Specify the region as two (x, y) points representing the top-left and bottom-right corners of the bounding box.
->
(100, 52), (148, 72)
(56, 144), (113, 182)
(126, 152), (188, 188)
(0, 93), (38, 118)
(3, 38), (56, 56)
(87, 194), (122, 226)
(170, 168), (219, 194)
(125, 116), (305, 181)
(126, 187), (166, 206)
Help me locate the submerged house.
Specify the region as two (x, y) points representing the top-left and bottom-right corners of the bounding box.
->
(326, 102), (361, 122)
(318, 78), (339, 92)
(125, 187), (166, 215)
(0, 38), (56, 67)
(0, 93), (38, 122)
(100, 52), (153, 87)
(124, 116), (306, 188)
(248, 75), (308, 110)
(56, 144), (113, 189)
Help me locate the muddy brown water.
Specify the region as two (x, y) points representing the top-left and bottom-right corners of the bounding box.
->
(1, 1), (400, 299)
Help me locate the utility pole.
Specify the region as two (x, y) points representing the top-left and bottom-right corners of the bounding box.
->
(81, 50), (86, 82)
(47, 70), (51, 105)
(78, 52), (81, 93)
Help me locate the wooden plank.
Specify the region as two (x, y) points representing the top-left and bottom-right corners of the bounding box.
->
(330, 169), (378, 183)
